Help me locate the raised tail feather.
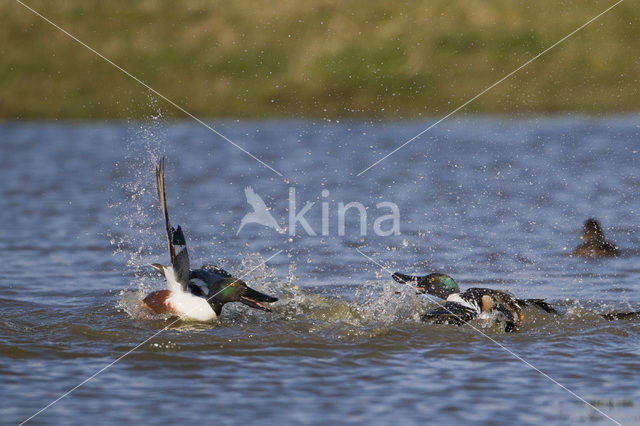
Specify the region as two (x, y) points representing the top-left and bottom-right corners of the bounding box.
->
(156, 157), (174, 265)
(155, 158), (190, 288)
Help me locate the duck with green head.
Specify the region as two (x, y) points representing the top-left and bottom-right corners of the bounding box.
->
(142, 158), (278, 321)
(392, 272), (557, 332)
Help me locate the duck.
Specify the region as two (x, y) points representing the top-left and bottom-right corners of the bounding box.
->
(142, 158), (278, 321)
(392, 272), (557, 332)
(572, 218), (619, 257)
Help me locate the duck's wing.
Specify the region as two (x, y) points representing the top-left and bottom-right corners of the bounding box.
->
(466, 288), (526, 319)
(155, 158), (190, 288)
(516, 298), (559, 315)
(169, 226), (190, 288)
(421, 302), (478, 326)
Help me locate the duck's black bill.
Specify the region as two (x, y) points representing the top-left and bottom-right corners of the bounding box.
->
(240, 286), (278, 312)
(392, 272), (425, 292)
(391, 272), (419, 284)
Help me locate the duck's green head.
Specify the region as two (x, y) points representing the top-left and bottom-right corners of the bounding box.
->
(207, 278), (278, 316)
(392, 272), (460, 299)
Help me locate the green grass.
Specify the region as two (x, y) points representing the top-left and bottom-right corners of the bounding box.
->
(1, 0), (639, 119)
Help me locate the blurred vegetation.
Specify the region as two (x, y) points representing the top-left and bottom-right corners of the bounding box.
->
(1, 0), (639, 119)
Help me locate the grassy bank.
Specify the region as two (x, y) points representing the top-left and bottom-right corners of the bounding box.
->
(1, 0), (639, 119)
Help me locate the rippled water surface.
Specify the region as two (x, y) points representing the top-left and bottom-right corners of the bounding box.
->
(1, 117), (640, 425)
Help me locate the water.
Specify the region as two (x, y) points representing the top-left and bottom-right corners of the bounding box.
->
(1, 117), (639, 425)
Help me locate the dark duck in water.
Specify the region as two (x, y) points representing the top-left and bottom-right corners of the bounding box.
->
(572, 218), (619, 257)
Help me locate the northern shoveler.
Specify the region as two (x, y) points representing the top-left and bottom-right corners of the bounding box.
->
(142, 158), (278, 321)
(392, 272), (557, 332)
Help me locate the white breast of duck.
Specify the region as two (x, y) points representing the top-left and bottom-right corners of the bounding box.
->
(164, 267), (216, 321)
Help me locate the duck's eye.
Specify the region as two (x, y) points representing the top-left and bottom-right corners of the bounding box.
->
(430, 277), (435, 282)
(230, 282), (236, 287)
